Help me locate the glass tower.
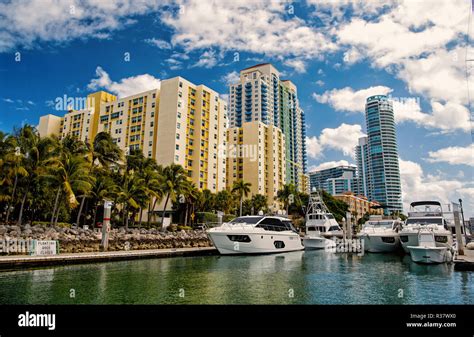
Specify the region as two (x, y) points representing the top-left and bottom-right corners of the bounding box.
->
(364, 95), (403, 214)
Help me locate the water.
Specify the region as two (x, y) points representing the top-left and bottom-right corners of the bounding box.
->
(0, 251), (472, 304)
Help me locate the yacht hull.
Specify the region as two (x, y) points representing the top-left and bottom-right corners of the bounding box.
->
(361, 234), (401, 253)
(303, 236), (336, 250)
(407, 246), (450, 264)
(400, 232), (452, 253)
(208, 231), (304, 255)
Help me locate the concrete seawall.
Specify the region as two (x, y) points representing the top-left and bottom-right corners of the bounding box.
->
(0, 247), (218, 270)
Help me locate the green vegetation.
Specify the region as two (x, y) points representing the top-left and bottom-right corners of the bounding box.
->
(0, 125), (350, 228)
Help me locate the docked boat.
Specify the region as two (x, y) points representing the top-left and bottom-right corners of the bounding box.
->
(407, 229), (453, 264)
(400, 201), (453, 253)
(359, 216), (404, 253)
(302, 191), (341, 250)
(207, 215), (304, 255)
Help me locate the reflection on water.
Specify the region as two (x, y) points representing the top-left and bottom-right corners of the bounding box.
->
(0, 251), (472, 304)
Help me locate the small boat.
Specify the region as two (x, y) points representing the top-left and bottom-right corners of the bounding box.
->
(207, 215), (304, 255)
(302, 191), (340, 250)
(359, 216), (404, 253)
(400, 201), (453, 253)
(407, 229), (453, 264)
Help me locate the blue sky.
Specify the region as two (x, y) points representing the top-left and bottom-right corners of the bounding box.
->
(0, 0), (472, 215)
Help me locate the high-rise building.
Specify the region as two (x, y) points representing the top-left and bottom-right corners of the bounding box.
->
(309, 165), (357, 195)
(355, 136), (370, 197)
(38, 91), (117, 142)
(37, 77), (228, 194)
(228, 63), (307, 192)
(226, 121), (286, 210)
(356, 95), (403, 214)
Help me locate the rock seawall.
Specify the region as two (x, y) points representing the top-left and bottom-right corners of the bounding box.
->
(0, 224), (212, 254)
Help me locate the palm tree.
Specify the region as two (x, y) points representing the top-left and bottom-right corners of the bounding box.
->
(160, 164), (187, 229)
(14, 125), (56, 225)
(46, 151), (94, 225)
(232, 180), (252, 216)
(251, 194), (268, 214)
(118, 170), (147, 230)
(88, 169), (119, 228)
(181, 180), (199, 226)
(76, 132), (122, 226)
(215, 189), (234, 214)
(1, 134), (28, 222)
(277, 184), (296, 215)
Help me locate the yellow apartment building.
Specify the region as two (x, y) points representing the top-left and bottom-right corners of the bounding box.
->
(226, 121), (286, 211)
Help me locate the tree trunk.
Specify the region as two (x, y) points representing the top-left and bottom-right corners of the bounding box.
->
(76, 196), (86, 226)
(92, 204), (98, 229)
(125, 205), (129, 230)
(184, 202), (189, 227)
(5, 174), (18, 223)
(147, 201), (152, 227)
(240, 198), (243, 216)
(50, 187), (61, 226)
(53, 195), (61, 227)
(160, 194), (170, 230)
(151, 197), (159, 224)
(17, 191), (28, 226)
(138, 208), (143, 229)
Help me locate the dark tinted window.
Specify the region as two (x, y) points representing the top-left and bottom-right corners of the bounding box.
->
(230, 216), (263, 224)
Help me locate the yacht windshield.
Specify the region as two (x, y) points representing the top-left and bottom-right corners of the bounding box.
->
(365, 221), (393, 228)
(229, 216), (263, 224)
(406, 218), (443, 225)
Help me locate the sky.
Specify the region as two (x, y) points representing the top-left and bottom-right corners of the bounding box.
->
(0, 0), (472, 216)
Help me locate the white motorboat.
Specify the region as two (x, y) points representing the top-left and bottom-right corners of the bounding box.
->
(407, 229), (453, 264)
(400, 201), (453, 253)
(359, 216), (404, 253)
(207, 215), (304, 255)
(302, 191), (340, 250)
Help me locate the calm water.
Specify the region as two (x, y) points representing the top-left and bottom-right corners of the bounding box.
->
(0, 251), (472, 304)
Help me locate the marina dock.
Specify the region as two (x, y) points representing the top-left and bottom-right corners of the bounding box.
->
(454, 249), (474, 271)
(0, 247), (218, 270)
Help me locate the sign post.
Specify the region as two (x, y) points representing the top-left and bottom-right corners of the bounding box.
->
(346, 211), (352, 240)
(101, 200), (112, 252)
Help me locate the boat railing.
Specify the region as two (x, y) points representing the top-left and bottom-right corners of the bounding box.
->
(407, 211), (443, 217)
(210, 222), (296, 233)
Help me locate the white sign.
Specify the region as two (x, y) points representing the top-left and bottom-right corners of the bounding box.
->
(31, 240), (58, 256)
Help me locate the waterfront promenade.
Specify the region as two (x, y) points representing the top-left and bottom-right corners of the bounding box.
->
(0, 247), (217, 270)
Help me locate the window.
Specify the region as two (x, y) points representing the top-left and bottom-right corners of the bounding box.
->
(177, 123), (181, 129)
(176, 133), (180, 140)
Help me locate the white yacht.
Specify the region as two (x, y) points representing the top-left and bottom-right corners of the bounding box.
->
(302, 191), (341, 250)
(400, 201), (453, 253)
(407, 229), (453, 264)
(359, 216), (404, 253)
(207, 216), (304, 255)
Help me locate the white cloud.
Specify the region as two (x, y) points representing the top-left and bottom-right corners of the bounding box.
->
(284, 59), (307, 73)
(343, 47), (363, 65)
(400, 158), (474, 216)
(306, 136), (323, 159)
(145, 38), (172, 49)
(306, 123), (365, 159)
(27, 100), (35, 105)
(192, 50), (218, 68)
(314, 86), (471, 132)
(221, 71), (240, 85)
(309, 160), (355, 172)
(0, 0), (160, 52)
(3, 98), (14, 103)
(313, 86), (392, 113)
(87, 66), (161, 98)
(161, 0), (337, 59)
(426, 144), (474, 167)
(315, 80), (325, 87)
(397, 46), (469, 105)
(335, 1), (468, 68)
